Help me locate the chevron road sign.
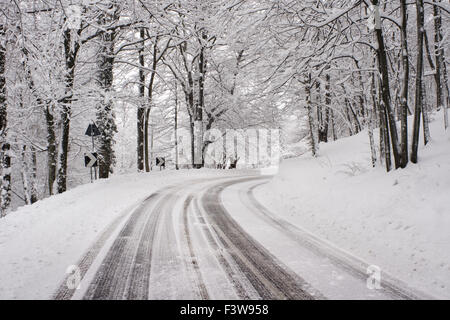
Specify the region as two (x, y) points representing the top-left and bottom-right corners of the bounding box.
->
(84, 152), (98, 168)
(156, 157), (165, 169)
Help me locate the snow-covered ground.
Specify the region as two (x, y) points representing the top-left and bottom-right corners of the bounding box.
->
(0, 169), (243, 299)
(254, 113), (450, 299)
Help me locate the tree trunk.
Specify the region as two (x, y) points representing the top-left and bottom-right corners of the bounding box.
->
(330, 109), (337, 141)
(432, 0), (447, 128)
(422, 82), (431, 145)
(0, 23), (10, 216)
(57, 102), (71, 193)
(57, 24), (80, 193)
(21, 145), (32, 205)
(372, 0), (401, 169)
(411, 0), (425, 163)
(194, 39), (206, 168)
(368, 73), (377, 167)
(305, 73), (317, 156)
(399, 0), (409, 168)
(189, 115), (195, 167)
(319, 73), (331, 143)
(345, 103), (354, 136)
(377, 76), (392, 171)
(137, 28), (145, 172)
(174, 82), (179, 170)
(96, 6), (119, 179)
(0, 143), (10, 216)
(30, 146), (38, 203)
(45, 105), (57, 195)
(144, 36), (159, 172)
(144, 110), (151, 172)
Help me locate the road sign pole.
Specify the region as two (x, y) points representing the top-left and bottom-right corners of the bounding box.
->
(85, 122), (101, 182)
(91, 128), (97, 181)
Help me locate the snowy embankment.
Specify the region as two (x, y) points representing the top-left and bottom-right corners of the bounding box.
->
(0, 169), (238, 300)
(254, 113), (450, 299)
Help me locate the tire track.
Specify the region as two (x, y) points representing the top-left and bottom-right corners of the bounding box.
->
(192, 196), (259, 299)
(200, 177), (321, 300)
(53, 193), (159, 300)
(182, 195), (210, 299)
(147, 191), (191, 299)
(123, 193), (165, 299)
(83, 192), (164, 300)
(244, 181), (430, 300)
(82, 176), (242, 300)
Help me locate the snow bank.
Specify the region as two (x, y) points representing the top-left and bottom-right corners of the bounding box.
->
(255, 113), (450, 299)
(0, 169), (237, 299)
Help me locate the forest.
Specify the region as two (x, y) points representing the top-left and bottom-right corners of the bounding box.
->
(0, 0), (448, 215)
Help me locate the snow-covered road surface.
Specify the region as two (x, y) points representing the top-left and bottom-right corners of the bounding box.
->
(52, 174), (429, 300)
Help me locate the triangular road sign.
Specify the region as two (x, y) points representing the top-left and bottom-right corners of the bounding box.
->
(85, 123), (101, 137)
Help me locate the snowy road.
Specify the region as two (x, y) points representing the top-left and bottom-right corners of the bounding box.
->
(53, 174), (428, 300)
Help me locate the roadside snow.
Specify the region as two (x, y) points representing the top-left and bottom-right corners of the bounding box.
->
(0, 169), (240, 300)
(254, 113), (450, 299)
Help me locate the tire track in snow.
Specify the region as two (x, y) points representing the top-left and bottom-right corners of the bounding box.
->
(53, 194), (158, 300)
(146, 191), (197, 299)
(80, 177), (238, 300)
(82, 191), (164, 300)
(245, 181), (430, 300)
(191, 196), (258, 299)
(200, 177), (320, 300)
(182, 195), (210, 299)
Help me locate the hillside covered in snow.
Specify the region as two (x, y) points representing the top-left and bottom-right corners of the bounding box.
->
(255, 113), (450, 299)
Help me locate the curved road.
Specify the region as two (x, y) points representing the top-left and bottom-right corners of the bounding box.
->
(54, 174), (427, 300)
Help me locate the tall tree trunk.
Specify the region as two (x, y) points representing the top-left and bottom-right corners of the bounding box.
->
(174, 82), (179, 170)
(96, 6), (118, 179)
(443, 61), (450, 129)
(45, 105), (57, 195)
(137, 28), (145, 172)
(144, 111), (150, 171)
(306, 73), (317, 156)
(318, 73), (331, 143)
(21, 145), (31, 205)
(57, 24), (81, 193)
(0, 143), (11, 216)
(329, 109), (337, 141)
(30, 146), (38, 203)
(0, 24), (10, 216)
(345, 103), (354, 136)
(194, 39), (206, 168)
(432, 0), (447, 128)
(422, 82), (431, 144)
(57, 102), (71, 193)
(372, 0), (401, 170)
(189, 114), (195, 167)
(411, 0), (425, 163)
(376, 75), (391, 171)
(144, 36), (159, 172)
(368, 73), (377, 167)
(399, 0), (409, 168)
(316, 78), (327, 143)
(423, 32), (437, 143)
